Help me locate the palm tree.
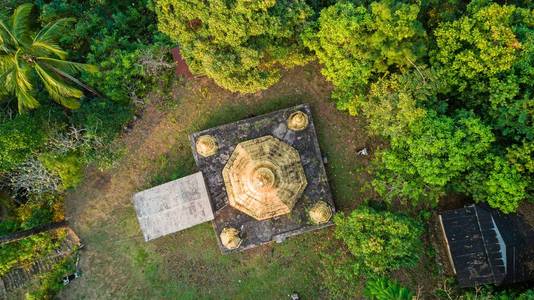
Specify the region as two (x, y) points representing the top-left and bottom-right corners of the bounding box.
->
(0, 4), (97, 112)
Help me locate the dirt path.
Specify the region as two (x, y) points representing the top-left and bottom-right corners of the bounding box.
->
(60, 65), (373, 299)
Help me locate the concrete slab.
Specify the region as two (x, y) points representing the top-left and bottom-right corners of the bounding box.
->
(133, 172), (214, 241)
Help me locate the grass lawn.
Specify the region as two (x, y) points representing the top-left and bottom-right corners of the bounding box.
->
(58, 64), (432, 299)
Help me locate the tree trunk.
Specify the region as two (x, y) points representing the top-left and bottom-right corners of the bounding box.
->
(0, 220), (68, 245)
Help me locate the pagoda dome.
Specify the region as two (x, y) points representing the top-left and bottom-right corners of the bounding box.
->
(222, 136), (307, 220)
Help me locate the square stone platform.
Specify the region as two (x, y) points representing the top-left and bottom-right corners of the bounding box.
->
(190, 104), (335, 253)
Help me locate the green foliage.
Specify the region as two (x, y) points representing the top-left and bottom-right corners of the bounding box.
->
(432, 4), (521, 90)
(0, 112), (46, 172)
(40, 151), (83, 190)
(460, 286), (534, 300)
(156, 0), (313, 93)
(507, 141), (534, 176)
(363, 66), (441, 140)
(462, 155), (529, 213)
(0, 4), (97, 112)
(38, 0), (159, 62)
(38, 0), (170, 105)
(372, 111), (494, 206)
(0, 231), (63, 276)
(302, 0), (427, 114)
(26, 254), (77, 299)
(84, 45), (174, 104)
(364, 276), (413, 300)
(72, 98), (133, 142)
(85, 49), (145, 104)
(333, 206), (424, 275)
(431, 3), (534, 142)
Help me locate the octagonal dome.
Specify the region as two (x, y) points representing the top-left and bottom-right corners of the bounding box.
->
(222, 136), (307, 220)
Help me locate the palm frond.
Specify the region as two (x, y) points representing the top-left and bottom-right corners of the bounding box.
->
(0, 18), (17, 48)
(37, 57), (98, 73)
(13, 50), (32, 92)
(13, 62), (38, 112)
(0, 68), (12, 84)
(31, 41), (68, 59)
(0, 55), (16, 91)
(46, 64), (101, 97)
(34, 62), (83, 108)
(11, 4), (33, 45)
(16, 87), (39, 112)
(34, 18), (74, 45)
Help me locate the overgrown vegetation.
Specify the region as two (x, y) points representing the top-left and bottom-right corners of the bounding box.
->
(364, 276), (414, 300)
(1, 0), (533, 298)
(302, 0), (533, 213)
(334, 206), (423, 275)
(0, 1), (173, 296)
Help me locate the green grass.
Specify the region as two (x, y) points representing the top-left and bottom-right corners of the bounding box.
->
(129, 96), (355, 299)
(61, 69), (376, 299)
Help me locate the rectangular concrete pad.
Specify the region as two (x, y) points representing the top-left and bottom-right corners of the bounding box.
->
(133, 172), (214, 241)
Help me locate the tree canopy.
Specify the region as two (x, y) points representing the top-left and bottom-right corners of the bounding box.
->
(0, 4), (96, 112)
(302, 0), (427, 114)
(155, 0), (314, 93)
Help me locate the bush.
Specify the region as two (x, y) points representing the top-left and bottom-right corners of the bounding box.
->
(0, 114), (46, 172)
(40, 152), (84, 190)
(333, 206), (424, 275)
(463, 156), (529, 213)
(364, 276), (413, 300)
(84, 46), (174, 104)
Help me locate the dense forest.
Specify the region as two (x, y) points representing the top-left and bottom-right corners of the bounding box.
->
(0, 0), (533, 298)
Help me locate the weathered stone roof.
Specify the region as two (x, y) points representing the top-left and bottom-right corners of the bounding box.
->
(222, 135), (307, 220)
(190, 104), (336, 253)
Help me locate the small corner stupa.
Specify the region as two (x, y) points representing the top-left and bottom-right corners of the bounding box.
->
(133, 104), (335, 253)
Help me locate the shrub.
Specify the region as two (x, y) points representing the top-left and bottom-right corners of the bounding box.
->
(40, 152), (84, 190)
(333, 206), (424, 275)
(462, 156), (529, 213)
(84, 46), (174, 105)
(0, 114), (46, 172)
(364, 276), (413, 300)
(71, 98), (133, 142)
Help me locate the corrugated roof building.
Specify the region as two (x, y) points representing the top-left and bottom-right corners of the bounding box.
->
(439, 204), (534, 287)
